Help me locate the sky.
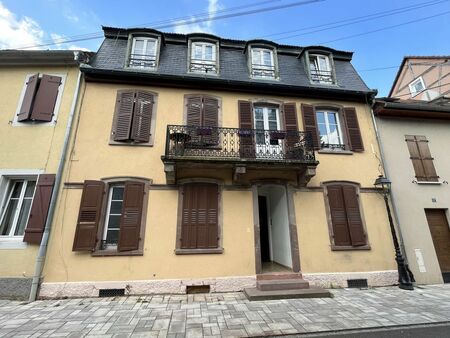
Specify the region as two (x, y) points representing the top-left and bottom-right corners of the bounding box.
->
(0, 0), (449, 96)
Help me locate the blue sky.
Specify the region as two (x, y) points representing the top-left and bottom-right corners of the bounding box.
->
(1, 0), (449, 96)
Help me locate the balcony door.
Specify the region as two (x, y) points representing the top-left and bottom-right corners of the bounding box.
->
(254, 106), (282, 157)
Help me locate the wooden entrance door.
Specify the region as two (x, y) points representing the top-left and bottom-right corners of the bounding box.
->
(425, 209), (450, 281)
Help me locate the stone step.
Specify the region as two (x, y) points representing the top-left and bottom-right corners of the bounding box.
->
(257, 279), (310, 291)
(257, 273), (303, 281)
(244, 287), (332, 301)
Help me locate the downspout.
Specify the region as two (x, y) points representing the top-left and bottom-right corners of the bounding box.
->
(28, 60), (83, 302)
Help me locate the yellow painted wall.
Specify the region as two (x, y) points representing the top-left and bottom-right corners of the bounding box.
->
(0, 65), (79, 278)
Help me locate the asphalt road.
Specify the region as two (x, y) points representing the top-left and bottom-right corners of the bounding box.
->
(280, 322), (450, 338)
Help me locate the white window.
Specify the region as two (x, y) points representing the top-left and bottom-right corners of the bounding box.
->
(101, 185), (124, 249)
(0, 179), (36, 238)
(129, 37), (158, 69)
(190, 42), (217, 74)
(309, 54), (333, 84)
(409, 77), (426, 96)
(316, 111), (344, 148)
(254, 106), (282, 156)
(251, 48), (276, 79)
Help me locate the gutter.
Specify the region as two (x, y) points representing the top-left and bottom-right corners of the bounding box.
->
(28, 63), (84, 302)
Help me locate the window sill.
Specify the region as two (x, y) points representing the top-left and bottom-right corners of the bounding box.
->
(109, 141), (153, 147)
(175, 248), (223, 255)
(91, 249), (143, 257)
(416, 181), (442, 185)
(0, 238), (27, 249)
(331, 244), (371, 251)
(318, 149), (353, 155)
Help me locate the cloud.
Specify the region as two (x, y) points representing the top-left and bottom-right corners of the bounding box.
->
(173, 0), (223, 34)
(0, 1), (44, 49)
(51, 32), (90, 51)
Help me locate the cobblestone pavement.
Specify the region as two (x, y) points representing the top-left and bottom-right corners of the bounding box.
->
(1, 285), (450, 338)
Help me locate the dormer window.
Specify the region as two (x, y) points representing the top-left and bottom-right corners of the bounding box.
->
(129, 37), (158, 69)
(251, 48), (276, 79)
(189, 41), (217, 74)
(309, 54), (334, 84)
(409, 77), (426, 97)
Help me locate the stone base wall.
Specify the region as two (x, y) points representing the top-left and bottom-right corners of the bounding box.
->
(304, 270), (398, 288)
(39, 276), (257, 299)
(0, 278), (32, 300)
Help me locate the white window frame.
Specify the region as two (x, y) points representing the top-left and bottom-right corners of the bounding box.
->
(253, 106), (282, 156)
(316, 110), (344, 147)
(129, 37), (158, 69)
(101, 184), (124, 250)
(12, 73), (66, 127)
(189, 41), (218, 74)
(251, 48), (276, 79)
(309, 54), (333, 84)
(409, 76), (426, 97)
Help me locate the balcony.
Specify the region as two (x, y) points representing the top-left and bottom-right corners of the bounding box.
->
(189, 59), (217, 74)
(310, 69), (334, 84)
(161, 125), (318, 186)
(251, 64), (276, 79)
(128, 53), (157, 69)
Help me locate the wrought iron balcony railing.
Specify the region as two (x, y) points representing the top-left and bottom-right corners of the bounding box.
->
(128, 53), (157, 69)
(189, 59), (217, 74)
(251, 64), (276, 79)
(164, 125), (316, 163)
(310, 69), (334, 84)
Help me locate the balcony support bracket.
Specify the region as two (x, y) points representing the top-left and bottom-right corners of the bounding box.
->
(233, 165), (247, 184)
(164, 162), (176, 185)
(297, 166), (316, 187)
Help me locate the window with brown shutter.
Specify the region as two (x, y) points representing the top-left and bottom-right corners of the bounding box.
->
(405, 135), (438, 182)
(324, 182), (368, 249)
(16, 74), (62, 123)
(176, 182), (222, 254)
(238, 100), (255, 158)
(185, 95), (220, 146)
(111, 90), (156, 145)
(301, 104), (320, 150)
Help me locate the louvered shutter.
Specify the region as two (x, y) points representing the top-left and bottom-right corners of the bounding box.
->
(342, 185), (366, 246)
(131, 91), (153, 142)
(113, 90), (135, 141)
(405, 135), (426, 181)
(238, 100), (255, 158)
(17, 74), (39, 122)
(202, 96), (219, 145)
(343, 107), (364, 152)
(186, 96), (202, 127)
(118, 181), (145, 251)
(181, 183), (219, 249)
(283, 103), (299, 149)
(301, 104), (320, 150)
(72, 181), (105, 251)
(327, 185), (351, 246)
(415, 136), (438, 182)
(30, 74), (62, 122)
(23, 174), (55, 244)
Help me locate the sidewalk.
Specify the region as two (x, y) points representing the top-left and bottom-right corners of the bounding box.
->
(1, 285), (450, 338)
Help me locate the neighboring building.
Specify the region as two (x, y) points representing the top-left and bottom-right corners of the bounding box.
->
(374, 58), (450, 285)
(39, 27), (398, 298)
(0, 50), (91, 299)
(389, 56), (450, 101)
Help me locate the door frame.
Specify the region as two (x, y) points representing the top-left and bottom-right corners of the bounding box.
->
(258, 192), (273, 262)
(252, 181), (301, 274)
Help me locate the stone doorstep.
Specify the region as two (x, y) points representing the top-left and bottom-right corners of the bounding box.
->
(257, 279), (310, 291)
(256, 273), (303, 281)
(244, 287), (333, 301)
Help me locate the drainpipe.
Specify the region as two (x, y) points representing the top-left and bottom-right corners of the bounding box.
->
(28, 61), (83, 302)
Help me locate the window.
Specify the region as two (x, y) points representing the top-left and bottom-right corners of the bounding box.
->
(189, 41), (217, 74)
(129, 37), (158, 69)
(110, 90), (157, 146)
(409, 77), (426, 97)
(316, 111), (344, 149)
(72, 180), (147, 254)
(309, 54), (334, 84)
(175, 182), (222, 254)
(0, 179), (36, 238)
(14, 74), (63, 124)
(251, 48), (276, 79)
(323, 182), (369, 250)
(184, 95), (220, 146)
(405, 135), (438, 182)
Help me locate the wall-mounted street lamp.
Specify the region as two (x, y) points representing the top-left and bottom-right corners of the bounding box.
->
(374, 175), (414, 290)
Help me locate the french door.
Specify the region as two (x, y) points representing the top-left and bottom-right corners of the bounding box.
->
(253, 106), (282, 157)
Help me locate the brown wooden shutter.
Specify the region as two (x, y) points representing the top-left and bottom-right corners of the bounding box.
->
(327, 185), (351, 246)
(118, 181), (145, 251)
(113, 90), (135, 141)
(202, 96), (219, 145)
(342, 185), (366, 246)
(283, 103), (299, 149)
(186, 96), (202, 127)
(414, 136), (438, 182)
(301, 104), (320, 150)
(23, 174), (56, 244)
(72, 180), (105, 251)
(30, 74), (62, 122)
(17, 74), (39, 122)
(238, 100), (255, 158)
(343, 107), (364, 152)
(181, 183), (219, 249)
(131, 91), (153, 142)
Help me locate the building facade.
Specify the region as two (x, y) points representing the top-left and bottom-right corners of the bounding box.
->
(39, 28), (398, 298)
(374, 56), (450, 285)
(0, 50), (90, 299)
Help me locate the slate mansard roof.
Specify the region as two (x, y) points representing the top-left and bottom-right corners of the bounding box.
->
(85, 26), (374, 100)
